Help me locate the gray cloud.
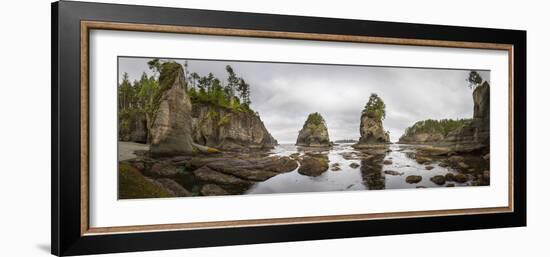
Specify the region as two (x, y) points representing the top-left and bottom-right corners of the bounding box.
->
(119, 57), (489, 143)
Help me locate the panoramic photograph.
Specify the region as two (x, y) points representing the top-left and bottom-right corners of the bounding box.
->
(117, 57), (491, 199)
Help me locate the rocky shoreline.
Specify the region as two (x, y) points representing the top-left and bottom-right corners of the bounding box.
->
(120, 148), (299, 198)
(119, 139), (490, 198)
(398, 81), (490, 154)
(117, 61), (491, 198)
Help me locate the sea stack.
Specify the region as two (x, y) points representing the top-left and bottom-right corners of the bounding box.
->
(149, 62), (195, 156)
(357, 112), (390, 144)
(296, 112), (331, 147)
(441, 81), (490, 152)
(354, 94), (390, 148)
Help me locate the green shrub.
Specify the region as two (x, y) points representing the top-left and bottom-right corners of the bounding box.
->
(305, 112), (326, 126)
(403, 118), (472, 137)
(362, 93), (386, 121)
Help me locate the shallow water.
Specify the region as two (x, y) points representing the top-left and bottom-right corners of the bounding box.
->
(245, 143), (470, 194)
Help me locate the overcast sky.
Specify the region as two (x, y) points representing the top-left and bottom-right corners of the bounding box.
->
(119, 57), (489, 143)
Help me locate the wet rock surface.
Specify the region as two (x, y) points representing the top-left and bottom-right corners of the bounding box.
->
(119, 141), (490, 198)
(406, 175), (423, 184)
(430, 175), (446, 185)
(201, 184), (229, 196)
(298, 154), (329, 176)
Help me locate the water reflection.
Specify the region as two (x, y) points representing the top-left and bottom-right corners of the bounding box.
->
(245, 143), (474, 195)
(360, 155), (386, 190)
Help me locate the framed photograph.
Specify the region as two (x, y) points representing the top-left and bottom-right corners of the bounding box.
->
(52, 1), (526, 256)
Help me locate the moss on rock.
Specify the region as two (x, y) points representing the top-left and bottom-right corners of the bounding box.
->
(118, 163), (171, 199)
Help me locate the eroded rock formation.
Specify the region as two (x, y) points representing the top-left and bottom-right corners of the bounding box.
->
(398, 132), (445, 144)
(149, 62), (195, 156)
(397, 81), (490, 153)
(191, 103), (277, 151)
(441, 81), (490, 152)
(353, 111), (389, 149)
(296, 112), (331, 147)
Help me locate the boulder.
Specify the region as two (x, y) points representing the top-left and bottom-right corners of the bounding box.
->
(406, 175), (422, 184)
(349, 162), (360, 169)
(445, 173), (455, 181)
(296, 113), (331, 147)
(298, 154), (329, 176)
(149, 62), (195, 156)
(384, 170), (404, 176)
(330, 163), (342, 171)
(454, 173), (468, 183)
(430, 175), (446, 185)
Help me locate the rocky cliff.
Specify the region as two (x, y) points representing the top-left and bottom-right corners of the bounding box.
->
(119, 111), (148, 143)
(398, 81), (490, 153)
(397, 119), (471, 144)
(149, 62), (195, 156)
(296, 112), (331, 147)
(441, 82), (490, 152)
(398, 132), (445, 144)
(122, 61), (278, 153)
(355, 111), (390, 146)
(191, 103), (277, 151)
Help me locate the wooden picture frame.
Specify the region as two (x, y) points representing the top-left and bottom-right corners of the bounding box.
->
(52, 1), (526, 256)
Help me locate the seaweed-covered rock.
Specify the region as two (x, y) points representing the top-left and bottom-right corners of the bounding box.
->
(296, 112), (331, 147)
